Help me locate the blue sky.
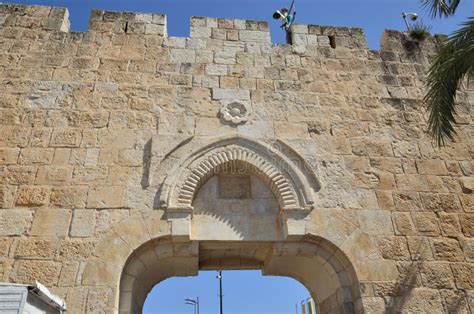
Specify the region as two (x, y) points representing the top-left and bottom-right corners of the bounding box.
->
(7, 0), (473, 47)
(5, 0), (473, 313)
(144, 270), (309, 314)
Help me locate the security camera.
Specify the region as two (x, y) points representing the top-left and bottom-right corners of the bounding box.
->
(273, 8), (289, 20)
(402, 12), (419, 31)
(402, 12), (418, 21)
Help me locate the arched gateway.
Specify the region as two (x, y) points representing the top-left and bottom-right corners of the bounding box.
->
(107, 136), (363, 313)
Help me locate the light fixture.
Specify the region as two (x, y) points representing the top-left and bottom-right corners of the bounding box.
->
(402, 12), (418, 31)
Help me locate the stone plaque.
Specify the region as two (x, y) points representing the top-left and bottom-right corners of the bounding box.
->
(218, 175), (251, 199)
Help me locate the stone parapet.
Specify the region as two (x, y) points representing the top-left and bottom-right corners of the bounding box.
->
(0, 3), (69, 32)
(88, 9), (167, 35)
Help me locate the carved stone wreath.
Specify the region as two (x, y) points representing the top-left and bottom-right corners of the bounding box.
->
(220, 101), (252, 124)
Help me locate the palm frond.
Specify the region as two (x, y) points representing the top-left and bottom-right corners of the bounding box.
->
(421, 0), (454, 18)
(424, 16), (474, 146)
(447, 0), (461, 15)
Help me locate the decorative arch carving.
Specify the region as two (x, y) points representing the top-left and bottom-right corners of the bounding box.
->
(177, 147), (298, 209)
(158, 135), (320, 213)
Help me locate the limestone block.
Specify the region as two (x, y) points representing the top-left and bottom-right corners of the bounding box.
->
(1, 148), (20, 164)
(439, 289), (471, 313)
(460, 177), (474, 194)
(237, 121), (274, 139)
(439, 213), (461, 237)
(86, 288), (112, 313)
(412, 212), (440, 236)
(358, 210), (393, 235)
(19, 148), (54, 164)
(416, 159), (449, 175)
(212, 88), (250, 100)
(392, 192), (422, 211)
(419, 263), (455, 289)
(390, 288), (444, 312)
(15, 186), (49, 207)
(35, 166), (73, 185)
(460, 214), (474, 237)
(351, 138), (393, 157)
(59, 240), (95, 260)
(10, 260), (62, 286)
(452, 263), (474, 289)
(170, 49), (196, 63)
(70, 209), (96, 237)
(406, 237), (434, 261)
(30, 208), (71, 238)
(431, 238), (464, 262)
(87, 186), (126, 209)
(82, 259), (120, 286)
(459, 239), (474, 262)
(50, 186), (88, 208)
(113, 214), (150, 249)
(206, 64), (228, 76)
(0, 209), (33, 236)
(190, 26), (212, 38)
(0, 185), (16, 209)
(142, 211), (170, 239)
(239, 30), (270, 43)
(362, 297), (386, 313)
(58, 261), (79, 287)
(15, 238), (58, 259)
(96, 209), (130, 235)
(375, 236), (410, 260)
(72, 166), (108, 185)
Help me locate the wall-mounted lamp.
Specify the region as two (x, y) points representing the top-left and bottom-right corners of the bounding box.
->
(402, 12), (418, 31)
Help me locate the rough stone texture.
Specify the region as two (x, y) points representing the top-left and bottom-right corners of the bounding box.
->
(0, 4), (472, 314)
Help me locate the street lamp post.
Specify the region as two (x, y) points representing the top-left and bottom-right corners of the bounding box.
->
(402, 12), (418, 31)
(185, 297), (199, 314)
(217, 271), (223, 314)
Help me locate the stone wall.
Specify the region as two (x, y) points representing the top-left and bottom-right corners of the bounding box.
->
(0, 3), (473, 313)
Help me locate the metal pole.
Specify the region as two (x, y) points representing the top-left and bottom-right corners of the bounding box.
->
(197, 296), (200, 314)
(402, 13), (410, 31)
(218, 271), (223, 314)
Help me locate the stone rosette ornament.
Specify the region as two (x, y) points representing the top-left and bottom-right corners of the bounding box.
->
(220, 100), (252, 124)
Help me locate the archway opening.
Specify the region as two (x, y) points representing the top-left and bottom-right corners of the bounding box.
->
(119, 239), (361, 314)
(143, 270), (312, 314)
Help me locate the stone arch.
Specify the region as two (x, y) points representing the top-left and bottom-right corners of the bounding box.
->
(178, 147), (297, 209)
(158, 135), (320, 212)
(156, 135), (321, 239)
(117, 237), (363, 314)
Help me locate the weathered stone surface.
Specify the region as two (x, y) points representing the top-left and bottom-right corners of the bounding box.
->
(0, 209), (33, 236)
(419, 263), (455, 289)
(10, 260), (62, 286)
(50, 186), (88, 208)
(70, 209), (96, 237)
(15, 238), (58, 259)
(87, 186), (126, 208)
(451, 263), (474, 289)
(431, 238), (464, 262)
(376, 237), (410, 260)
(0, 5), (471, 313)
(15, 186), (49, 207)
(30, 208), (71, 237)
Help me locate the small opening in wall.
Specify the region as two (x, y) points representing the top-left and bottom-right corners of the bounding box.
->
(328, 35), (336, 49)
(123, 21), (129, 33)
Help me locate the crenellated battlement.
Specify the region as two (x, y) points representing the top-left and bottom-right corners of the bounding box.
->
(0, 3), (473, 314)
(0, 2), (444, 55)
(88, 9), (166, 35)
(0, 3), (69, 32)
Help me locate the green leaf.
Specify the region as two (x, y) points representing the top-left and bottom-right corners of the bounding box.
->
(424, 17), (474, 146)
